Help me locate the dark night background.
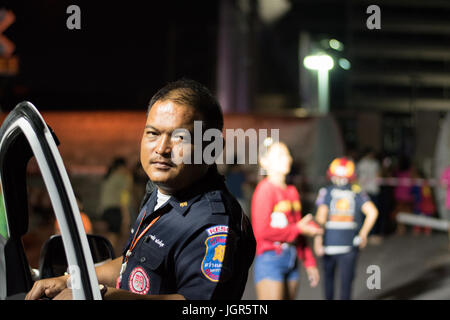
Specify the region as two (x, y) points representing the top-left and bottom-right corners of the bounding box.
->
(0, 0), (362, 112)
(1, 0), (450, 160)
(0, 0), (219, 110)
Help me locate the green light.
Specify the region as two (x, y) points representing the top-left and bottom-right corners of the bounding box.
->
(338, 58), (351, 70)
(329, 39), (344, 51)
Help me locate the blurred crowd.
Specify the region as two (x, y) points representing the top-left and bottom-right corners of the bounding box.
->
(21, 148), (448, 272)
(22, 157), (148, 267)
(223, 147), (444, 243)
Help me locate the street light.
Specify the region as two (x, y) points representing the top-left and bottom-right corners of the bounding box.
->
(303, 53), (334, 114)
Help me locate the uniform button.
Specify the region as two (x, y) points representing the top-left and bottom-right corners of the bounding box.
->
(140, 257), (146, 263)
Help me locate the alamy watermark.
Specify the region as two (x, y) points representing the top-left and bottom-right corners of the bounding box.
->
(366, 5), (381, 30)
(366, 265), (381, 290)
(163, 121), (279, 166)
(66, 5), (381, 31)
(66, 5), (81, 30)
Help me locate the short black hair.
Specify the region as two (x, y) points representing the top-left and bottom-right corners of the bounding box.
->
(147, 78), (224, 131)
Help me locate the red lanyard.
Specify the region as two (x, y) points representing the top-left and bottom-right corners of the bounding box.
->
(125, 211), (161, 262)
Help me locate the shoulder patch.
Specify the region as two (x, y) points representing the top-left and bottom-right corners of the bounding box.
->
(206, 225), (229, 236)
(201, 234), (227, 282)
(128, 266), (150, 295)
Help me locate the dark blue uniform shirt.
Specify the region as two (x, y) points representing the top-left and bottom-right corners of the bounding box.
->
(119, 168), (256, 300)
(315, 184), (370, 252)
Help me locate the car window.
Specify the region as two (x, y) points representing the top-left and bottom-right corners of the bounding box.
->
(23, 158), (64, 272)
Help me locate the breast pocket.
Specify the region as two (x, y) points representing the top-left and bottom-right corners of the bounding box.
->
(139, 239), (166, 270)
(130, 239), (166, 295)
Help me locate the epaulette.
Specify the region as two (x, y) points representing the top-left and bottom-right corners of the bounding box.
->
(351, 184), (362, 193)
(139, 180), (155, 210)
(205, 190), (226, 214)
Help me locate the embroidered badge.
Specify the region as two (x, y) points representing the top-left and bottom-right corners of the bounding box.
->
(201, 234), (227, 282)
(128, 266), (150, 295)
(206, 225), (229, 236)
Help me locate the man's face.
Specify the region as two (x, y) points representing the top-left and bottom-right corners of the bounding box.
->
(140, 100), (207, 194)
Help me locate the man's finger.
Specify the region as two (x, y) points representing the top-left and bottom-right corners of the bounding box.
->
(53, 288), (73, 300)
(26, 282), (45, 300)
(301, 214), (312, 223)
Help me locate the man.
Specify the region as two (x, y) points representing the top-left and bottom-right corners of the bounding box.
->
(356, 148), (382, 244)
(313, 157), (378, 300)
(26, 79), (256, 300)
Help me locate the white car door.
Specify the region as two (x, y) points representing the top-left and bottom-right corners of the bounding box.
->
(0, 101), (101, 300)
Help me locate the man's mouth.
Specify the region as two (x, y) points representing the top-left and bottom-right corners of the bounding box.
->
(150, 160), (175, 169)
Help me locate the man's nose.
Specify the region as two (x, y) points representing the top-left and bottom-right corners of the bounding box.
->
(155, 134), (172, 155)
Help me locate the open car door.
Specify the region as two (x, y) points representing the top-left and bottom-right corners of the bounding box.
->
(0, 101), (101, 300)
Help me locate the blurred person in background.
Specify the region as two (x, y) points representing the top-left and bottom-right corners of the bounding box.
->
(439, 165), (450, 247)
(314, 157), (378, 300)
(377, 155), (395, 235)
(251, 139), (322, 300)
(410, 167), (435, 236)
(356, 147), (381, 244)
(391, 156), (413, 235)
(98, 157), (133, 256)
(55, 194), (92, 235)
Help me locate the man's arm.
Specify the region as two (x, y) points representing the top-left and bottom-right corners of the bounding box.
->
(313, 204), (329, 257)
(358, 201), (378, 248)
(95, 257), (183, 299)
(26, 256), (123, 300)
(95, 256), (123, 287)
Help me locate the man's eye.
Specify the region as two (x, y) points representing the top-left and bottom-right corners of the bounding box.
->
(146, 131), (158, 137)
(172, 135), (187, 143)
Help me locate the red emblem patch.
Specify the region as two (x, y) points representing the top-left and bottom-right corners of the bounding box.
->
(128, 266), (150, 295)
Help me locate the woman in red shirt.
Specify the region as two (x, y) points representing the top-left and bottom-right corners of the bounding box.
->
(251, 140), (322, 299)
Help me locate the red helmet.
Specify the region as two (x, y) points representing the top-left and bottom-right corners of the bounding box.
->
(327, 157), (356, 181)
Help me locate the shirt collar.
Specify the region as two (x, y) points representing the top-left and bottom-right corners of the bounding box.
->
(150, 166), (226, 216)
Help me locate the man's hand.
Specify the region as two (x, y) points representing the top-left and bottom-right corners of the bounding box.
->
(53, 288), (73, 300)
(297, 214), (323, 237)
(358, 232), (368, 249)
(25, 275), (69, 300)
(306, 266), (320, 288)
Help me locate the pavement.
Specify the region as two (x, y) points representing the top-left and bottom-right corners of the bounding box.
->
(242, 232), (450, 300)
